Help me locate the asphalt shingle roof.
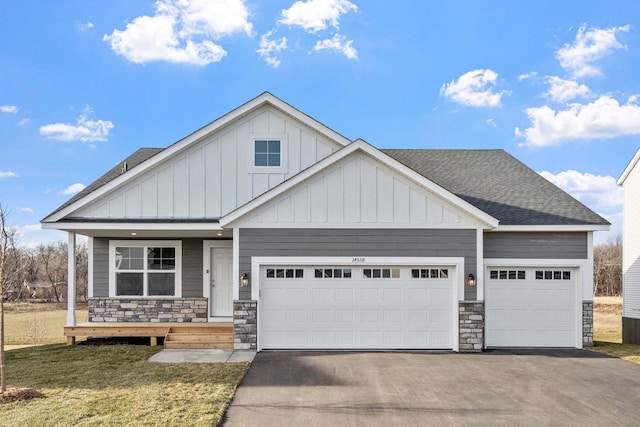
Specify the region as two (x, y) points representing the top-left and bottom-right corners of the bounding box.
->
(382, 149), (609, 226)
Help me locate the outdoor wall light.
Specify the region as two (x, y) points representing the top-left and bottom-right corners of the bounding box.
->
(240, 273), (250, 287)
(467, 274), (476, 287)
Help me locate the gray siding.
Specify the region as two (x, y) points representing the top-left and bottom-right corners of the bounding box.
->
(93, 238), (109, 297)
(239, 228), (477, 300)
(484, 232), (588, 259)
(92, 238), (203, 298)
(182, 239), (203, 297)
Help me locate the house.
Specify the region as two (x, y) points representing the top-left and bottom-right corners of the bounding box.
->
(618, 148), (640, 344)
(42, 92), (609, 352)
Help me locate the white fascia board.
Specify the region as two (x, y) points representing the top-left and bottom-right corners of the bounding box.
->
(42, 221), (223, 231)
(618, 147), (640, 185)
(43, 92), (351, 223)
(493, 224), (610, 232)
(222, 139), (500, 229)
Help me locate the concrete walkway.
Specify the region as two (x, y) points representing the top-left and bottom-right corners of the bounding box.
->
(148, 349), (256, 364)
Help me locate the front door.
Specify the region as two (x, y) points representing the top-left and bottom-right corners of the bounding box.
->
(210, 247), (233, 317)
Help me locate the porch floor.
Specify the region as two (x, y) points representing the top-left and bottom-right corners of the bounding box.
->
(64, 322), (234, 349)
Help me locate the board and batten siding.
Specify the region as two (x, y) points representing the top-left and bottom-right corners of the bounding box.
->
(623, 161), (640, 319)
(238, 228), (477, 300)
(92, 238), (203, 298)
(483, 232), (588, 260)
(74, 106), (340, 220)
(239, 153), (476, 228)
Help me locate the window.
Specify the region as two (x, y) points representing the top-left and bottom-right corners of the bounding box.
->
(254, 140), (281, 167)
(489, 270), (526, 280)
(110, 241), (182, 297)
(411, 268), (449, 279)
(314, 268), (352, 279)
(266, 268), (304, 279)
(535, 270), (572, 280)
(363, 268), (400, 279)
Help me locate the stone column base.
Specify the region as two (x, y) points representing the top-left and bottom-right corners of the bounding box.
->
(459, 301), (484, 352)
(234, 300), (257, 350)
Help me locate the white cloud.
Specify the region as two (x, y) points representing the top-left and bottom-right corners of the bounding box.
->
(518, 71), (538, 81)
(440, 69), (507, 108)
(0, 171), (18, 178)
(544, 76), (591, 103)
(19, 207), (34, 213)
(311, 33), (357, 59)
(17, 118), (30, 126)
(280, 0), (357, 33)
(0, 105), (18, 114)
(486, 118), (497, 127)
(40, 107), (113, 142)
(78, 21), (94, 31)
(104, 0), (252, 66)
(516, 95), (640, 146)
(61, 183), (86, 195)
(556, 24), (630, 78)
(257, 30), (287, 67)
(540, 170), (623, 209)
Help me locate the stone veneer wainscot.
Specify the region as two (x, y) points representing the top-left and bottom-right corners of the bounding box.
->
(234, 300), (257, 350)
(583, 301), (593, 347)
(459, 301), (484, 352)
(88, 298), (208, 322)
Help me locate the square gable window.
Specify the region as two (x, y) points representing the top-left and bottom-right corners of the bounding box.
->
(255, 140), (281, 167)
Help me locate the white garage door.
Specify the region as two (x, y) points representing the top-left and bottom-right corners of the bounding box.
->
(485, 267), (577, 347)
(260, 265), (454, 349)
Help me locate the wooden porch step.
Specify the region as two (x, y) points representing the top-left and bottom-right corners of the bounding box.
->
(164, 326), (233, 350)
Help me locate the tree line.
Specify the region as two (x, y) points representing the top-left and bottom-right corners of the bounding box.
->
(593, 235), (623, 297)
(1, 227), (88, 303)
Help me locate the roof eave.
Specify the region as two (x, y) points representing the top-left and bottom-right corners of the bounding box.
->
(618, 147), (640, 185)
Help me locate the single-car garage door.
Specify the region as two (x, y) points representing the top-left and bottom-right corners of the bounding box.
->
(485, 267), (577, 347)
(260, 265), (455, 350)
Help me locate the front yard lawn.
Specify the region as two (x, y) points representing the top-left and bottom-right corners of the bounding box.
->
(0, 344), (248, 426)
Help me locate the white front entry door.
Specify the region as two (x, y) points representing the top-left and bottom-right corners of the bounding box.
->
(210, 247), (233, 317)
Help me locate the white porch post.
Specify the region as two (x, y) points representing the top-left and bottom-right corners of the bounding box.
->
(66, 232), (77, 327)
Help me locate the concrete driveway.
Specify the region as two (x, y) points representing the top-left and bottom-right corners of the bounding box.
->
(223, 349), (640, 426)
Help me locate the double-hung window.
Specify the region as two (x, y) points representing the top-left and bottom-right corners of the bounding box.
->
(109, 240), (182, 297)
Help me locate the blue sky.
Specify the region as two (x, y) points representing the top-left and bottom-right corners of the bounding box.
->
(1, 0), (639, 245)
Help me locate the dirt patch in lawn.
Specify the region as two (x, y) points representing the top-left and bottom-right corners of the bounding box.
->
(1, 388), (44, 404)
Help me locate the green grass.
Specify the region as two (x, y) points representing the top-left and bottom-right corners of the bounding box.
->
(1, 344), (248, 426)
(3, 303), (87, 345)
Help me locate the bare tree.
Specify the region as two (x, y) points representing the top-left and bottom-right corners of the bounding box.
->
(1, 204), (10, 393)
(594, 234), (623, 296)
(35, 243), (67, 302)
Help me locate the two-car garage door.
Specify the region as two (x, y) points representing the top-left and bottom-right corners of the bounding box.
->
(259, 265), (455, 350)
(485, 267), (577, 347)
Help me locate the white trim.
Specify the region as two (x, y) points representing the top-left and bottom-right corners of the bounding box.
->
(476, 228), (484, 301)
(66, 232), (77, 327)
(585, 232), (594, 301)
(250, 256), (464, 352)
(484, 258), (588, 349)
(108, 240), (183, 298)
(88, 236), (94, 298)
(233, 228), (240, 300)
(494, 224), (609, 232)
(42, 92), (351, 223)
(42, 222), (224, 231)
(202, 240), (233, 321)
(618, 147), (640, 185)
(222, 139), (499, 229)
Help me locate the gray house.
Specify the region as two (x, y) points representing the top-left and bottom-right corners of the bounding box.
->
(619, 148), (640, 344)
(42, 92), (609, 352)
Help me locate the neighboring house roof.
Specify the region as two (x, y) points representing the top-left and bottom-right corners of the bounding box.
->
(383, 149), (609, 226)
(618, 147), (640, 185)
(47, 148), (163, 219)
